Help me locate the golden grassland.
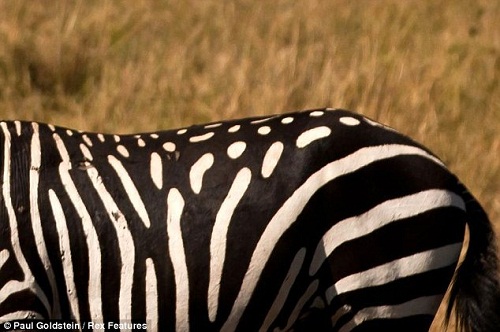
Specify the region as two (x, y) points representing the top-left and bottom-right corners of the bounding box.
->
(0, 0), (498, 330)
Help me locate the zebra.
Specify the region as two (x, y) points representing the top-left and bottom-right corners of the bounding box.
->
(0, 108), (498, 331)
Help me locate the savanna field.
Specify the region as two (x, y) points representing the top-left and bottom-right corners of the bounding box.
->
(0, 0), (498, 330)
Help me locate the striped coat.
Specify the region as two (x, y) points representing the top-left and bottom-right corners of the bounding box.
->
(0, 109), (499, 331)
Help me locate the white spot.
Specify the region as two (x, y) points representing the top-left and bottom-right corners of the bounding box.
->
(190, 153), (214, 194)
(66, 130), (74, 136)
(117, 145), (129, 157)
(205, 123), (222, 129)
(339, 117), (360, 126)
(150, 153), (163, 189)
(82, 134), (93, 146)
(281, 117), (294, 124)
(177, 129), (187, 135)
(134, 134), (141, 138)
(189, 132), (214, 143)
(228, 125), (241, 133)
(150, 133), (159, 139)
(261, 142), (284, 178)
(97, 133), (105, 142)
(296, 126), (332, 148)
(310, 111), (324, 117)
(258, 126), (271, 135)
(48, 124), (56, 132)
(138, 139), (146, 147)
(163, 142), (176, 152)
(80, 144), (94, 161)
(227, 141), (246, 159)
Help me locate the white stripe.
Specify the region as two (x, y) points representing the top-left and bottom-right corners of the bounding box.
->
(48, 190), (80, 322)
(221, 144), (448, 331)
(296, 126), (332, 148)
(326, 243), (463, 303)
(208, 168), (252, 322)
(53, 133), (103, 323)
(261, 142), (284, 178)
(260, 248), (307, 331)
(30, 123), (60, 318)
(117, 145), (129, 157)
(167, 189), (189, 331)
(0, 249), (9, 270)
(205, 123), (222, 129)
(108, 155), (151, 228)
(310, 189), (465, 276)
(331, 305), (352, 326)
(0, 123), (50, 317)
(189, 132), (214, 143)
(189, 153), (214, 194)
(150, 153), (163, 190)
(145, 258), (158, 332)
(86, 163), (136, 326)
(279, 280), (319, 331)
(250, 116), (277, 124)
(338, 295), (442, 332)
(0, 310), (45, 321)
(97, 133), (105, 142)
(14, 121), (22, 136)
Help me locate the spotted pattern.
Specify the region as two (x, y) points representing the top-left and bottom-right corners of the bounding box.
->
(0, 108), (486, 332)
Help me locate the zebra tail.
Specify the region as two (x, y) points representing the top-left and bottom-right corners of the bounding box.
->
(446, 186), (500, 332)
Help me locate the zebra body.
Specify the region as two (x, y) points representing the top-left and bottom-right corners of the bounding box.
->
(0, 108), (498, 331)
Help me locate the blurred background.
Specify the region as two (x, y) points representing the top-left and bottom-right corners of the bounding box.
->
(0, 1), (498, 330)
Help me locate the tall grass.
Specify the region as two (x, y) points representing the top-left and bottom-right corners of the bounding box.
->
(0, 0), (498, 330)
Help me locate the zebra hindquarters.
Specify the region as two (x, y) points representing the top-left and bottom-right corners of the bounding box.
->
(305, 158), (467, 331)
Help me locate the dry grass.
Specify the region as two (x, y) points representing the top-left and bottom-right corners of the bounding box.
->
(0, 0), (498, 330)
